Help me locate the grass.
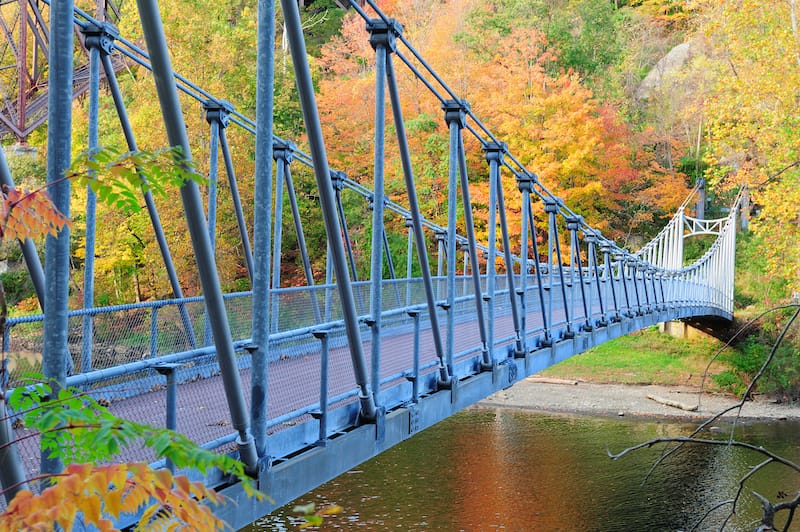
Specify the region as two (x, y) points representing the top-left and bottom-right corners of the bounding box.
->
(541, 325), (729, 388)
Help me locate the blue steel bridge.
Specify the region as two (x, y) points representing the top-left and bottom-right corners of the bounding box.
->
(0, 0), (745, 527)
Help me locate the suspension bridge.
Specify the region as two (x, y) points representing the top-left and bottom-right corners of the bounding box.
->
(0, 1), (745, 528)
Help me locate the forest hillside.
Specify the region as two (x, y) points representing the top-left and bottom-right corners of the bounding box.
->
(1, 0), (796, 314)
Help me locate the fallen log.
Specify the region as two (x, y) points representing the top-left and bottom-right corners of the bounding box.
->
(646, 394), (698, 412)
(526, 376), (579, 385)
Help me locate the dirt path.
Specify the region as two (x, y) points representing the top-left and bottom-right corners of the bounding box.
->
(480, 377), (800, 421)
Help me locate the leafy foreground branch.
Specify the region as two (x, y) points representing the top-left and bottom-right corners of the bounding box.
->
(0, 382), (265, 531)
(610, 306), (800, 532)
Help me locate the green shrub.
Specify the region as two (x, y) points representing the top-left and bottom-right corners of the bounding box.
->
(712, 370), (742, 395)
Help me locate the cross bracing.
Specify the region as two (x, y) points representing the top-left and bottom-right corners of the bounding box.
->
(0, 0), (745, 526)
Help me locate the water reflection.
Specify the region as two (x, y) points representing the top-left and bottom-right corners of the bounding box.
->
(252, 409), (800, 531)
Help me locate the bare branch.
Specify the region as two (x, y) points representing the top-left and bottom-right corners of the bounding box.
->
(609, 437), (800, 473)
(688, 498), (734, 532)
(613, 304), (800, 530)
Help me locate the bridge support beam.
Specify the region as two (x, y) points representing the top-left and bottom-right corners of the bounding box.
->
(442, 99), (491, 369)
(544, 199), (574, 340)
(136, 0), (258, 472)
(281, 0), (377, 421)
(250, 0), (275, 460)
(83, 22), (198, 351)
(368, 21), (390, 404)
(274, 140), (322, 323)
(41, 0), (74, 478)
(380, 19), (451, 386)
(485, 142), (525, 356)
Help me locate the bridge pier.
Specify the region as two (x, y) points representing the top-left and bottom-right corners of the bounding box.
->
(659, 320), (712, 340)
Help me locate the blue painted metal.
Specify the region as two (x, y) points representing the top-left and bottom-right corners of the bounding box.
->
(524, 185), (551, 347)
(136, 0), (258, 472)
(449, 101), (491, 369)
(385, 34), (451, 386)
(205, 101), (221, 252)
(81, 31), (100, 373)
(219, 121), (255, 280)
(369, 22), (388, 405)
(250, 0), (274, 460)
(0, 0), (745, 523)
(87, 22), (197, 350)
(41, 0), (74, 478)
(280, 0), (377, 421)
(154, 363), (180, 472)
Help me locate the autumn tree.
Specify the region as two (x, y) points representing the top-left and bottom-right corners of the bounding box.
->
(693, 0), (800, 293)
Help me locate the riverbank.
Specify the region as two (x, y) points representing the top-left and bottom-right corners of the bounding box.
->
(480, 376), (800, 421)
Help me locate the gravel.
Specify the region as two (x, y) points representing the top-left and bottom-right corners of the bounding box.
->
(480, 377), (800, 421)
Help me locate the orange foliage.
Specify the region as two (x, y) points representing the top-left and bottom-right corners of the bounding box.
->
(0, 187), (70, 242)
(0, 462), (226, 531)
(316, 0), (689, 248)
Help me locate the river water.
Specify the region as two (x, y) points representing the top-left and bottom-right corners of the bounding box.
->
(251, 408), (800, 531)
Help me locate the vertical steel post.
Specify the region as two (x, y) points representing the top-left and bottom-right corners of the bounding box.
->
(407, 310), (420, 402)
(600, 243), (620, 322)
(566, 217), (591, 331)
(0, 285), (27, 502)
(219, 126), (255, 280)
(281, 0), (377, 419)
(385, 48), (450, 385)
(41, 0), (74, 477)
(405, 218), (414, 306)
(136, 0), (258, 471)
(631, 261), (643, 314)
(545, 200), (573, 338)
(617, 253), (632, 316)
(485, 143), (498, 359)
(325, 242), (333, 321)
(518, 177), (531, 348)
(81, 35), (101, 373)
(526, 198), (551, 346)
(444, 100), (490, 367)
(367, 20), (389, 404)
(271, 144), (286, 333)
(155, 363), (180, 473)
(0, 399), (27, 503)
(586, 232), (607, 327)
(204, 103), (221, 251)
(92, 26), (197, 349)
(444, 103), (458, 371)
(642, 267), (652, 311)
(460, 242), (468, 296)
(250, 0), (275, 459)
(311, 330), (330, 445)
(203, 103), (220, 347)
(485, 143), (524, 354)
(675, 207), (685, 269)
(436, 230), (446, 279)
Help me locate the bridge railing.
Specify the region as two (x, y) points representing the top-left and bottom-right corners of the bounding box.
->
(0, 0), (743, 503)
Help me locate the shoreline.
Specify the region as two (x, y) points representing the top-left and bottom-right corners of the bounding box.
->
(479, 377), (800, 422)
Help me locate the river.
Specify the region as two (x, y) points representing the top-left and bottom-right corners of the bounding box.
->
(250, 408), (800, 531)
